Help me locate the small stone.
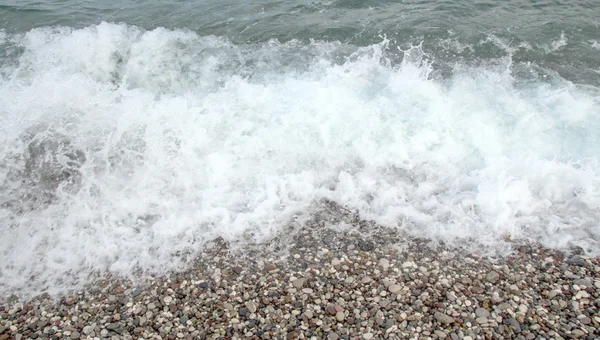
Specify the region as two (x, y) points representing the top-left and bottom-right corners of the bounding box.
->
(475, 307), (490, 318)
(434, 330), (447, 338)
(379, 258), (390, 270)
(434, 312), (455, 324)
(476, 317), (488, 324)
(292, 278), (307, 289)
(508, 284), (519, 294)
(335, 311), (345, 322)
(302, 288), (313, 294)
(163, 296), (173, 304)
(363, 333), (374, 339)
(326, 305), (337, 315)
(70, 331), (80, 339)
(574, 279), (592, 287)
(246, 302), (257, 313)
(487, 270), (499, 283)
(239, 308), (249, 317)
(497, 302), (512, 311)
(361, 277), (372, 284)
(548, 290), (560, 298)
(388, 285), (402, 293)
(328, 332), (339, 340)
(304, 310), (313, 319)
(505, 318), (521, 333)
(572, 329), (585, 337)
(82, 326), (93, 335)
(566, 256), (586, 267)
(132, 287), (143, 297)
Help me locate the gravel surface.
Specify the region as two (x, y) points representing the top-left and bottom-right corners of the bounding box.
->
(1, 202), (599, 339)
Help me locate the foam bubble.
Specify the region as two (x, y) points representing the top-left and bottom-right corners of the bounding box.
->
(1, 23), (599, 297)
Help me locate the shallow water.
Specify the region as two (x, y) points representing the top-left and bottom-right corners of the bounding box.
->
(1, 0), (599, 297)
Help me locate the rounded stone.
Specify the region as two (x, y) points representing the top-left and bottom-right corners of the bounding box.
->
(388, 285), (402, 293)
(475, 307), (490, 318)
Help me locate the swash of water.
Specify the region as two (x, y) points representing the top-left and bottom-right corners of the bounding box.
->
(1, 0), (599, 297)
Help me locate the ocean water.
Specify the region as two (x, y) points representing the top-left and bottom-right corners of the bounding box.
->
(0, 0), (599, 297)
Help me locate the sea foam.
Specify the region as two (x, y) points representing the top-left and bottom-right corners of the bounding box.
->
(1, 23), (599, 297)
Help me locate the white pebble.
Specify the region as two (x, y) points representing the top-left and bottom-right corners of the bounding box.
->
(379, 258), (390, 270)
(388, 285), (402, 293)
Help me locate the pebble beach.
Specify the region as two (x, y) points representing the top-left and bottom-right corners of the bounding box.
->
(1, 204), (599, 340)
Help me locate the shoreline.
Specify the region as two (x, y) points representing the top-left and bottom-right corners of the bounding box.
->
(1, 206), (599, 339)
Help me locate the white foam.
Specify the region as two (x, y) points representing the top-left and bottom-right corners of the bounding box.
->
(548, 32), (568, 52)
(1, 23), (599, 297)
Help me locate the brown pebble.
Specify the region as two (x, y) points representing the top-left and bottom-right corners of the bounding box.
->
(287, 330), (301, 339)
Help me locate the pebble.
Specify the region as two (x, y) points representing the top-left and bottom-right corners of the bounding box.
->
(379, 258), (390, 270)
(82, 326), (93, 335)
(475, 307), (490, 318)
(434, 312), (455, 324)
(292, 278), (306, 289)
(487, 270), (499, 283)
(388, 284), (401, 293)
(0, 218), (598, 340)
(245, 302), (257, 313)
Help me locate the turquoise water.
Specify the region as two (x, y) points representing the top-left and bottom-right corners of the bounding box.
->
(0, 0), (599, 297)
